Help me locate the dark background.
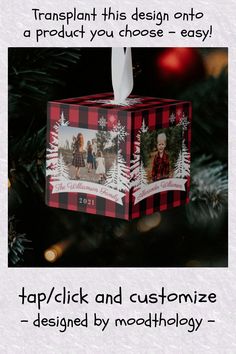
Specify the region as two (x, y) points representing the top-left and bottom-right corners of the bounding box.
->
(8, 47), (228, 267)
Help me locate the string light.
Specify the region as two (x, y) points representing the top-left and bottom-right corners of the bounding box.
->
(44, 239), (73, 263)
(137, 212), (161, 233)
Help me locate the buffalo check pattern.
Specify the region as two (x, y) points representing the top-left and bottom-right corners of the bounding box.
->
(46, 93), (192, 220)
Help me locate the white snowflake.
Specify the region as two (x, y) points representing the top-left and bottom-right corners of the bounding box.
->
(112, 120), (128, 144)
(177, 113), (190, 131)
(169, 112), (176, 124)
(98, 116), (107, 130)
(54, 112), (69, 132)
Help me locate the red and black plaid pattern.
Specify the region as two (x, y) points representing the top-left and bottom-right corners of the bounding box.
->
(131, 101), (192, 219)
(151, 151), (170, 181)
(46, 93), (191, 220)
(46, 95), (132, 220)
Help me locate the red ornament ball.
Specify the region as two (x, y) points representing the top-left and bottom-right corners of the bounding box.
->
(156, 48), (205, 85)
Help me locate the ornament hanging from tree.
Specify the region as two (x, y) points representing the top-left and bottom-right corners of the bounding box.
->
(46, 48), (191, 220)
(155, 47), (205, 87)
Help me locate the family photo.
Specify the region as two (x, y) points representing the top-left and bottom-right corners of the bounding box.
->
(58, 126), (117, 184)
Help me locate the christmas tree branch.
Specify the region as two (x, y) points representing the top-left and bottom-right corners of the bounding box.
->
(187, 155), (228, 224)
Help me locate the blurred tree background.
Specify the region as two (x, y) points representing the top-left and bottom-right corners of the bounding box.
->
(8, 47), (228, 267)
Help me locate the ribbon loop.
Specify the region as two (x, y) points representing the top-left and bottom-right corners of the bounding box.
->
(112, 48), (133, 104)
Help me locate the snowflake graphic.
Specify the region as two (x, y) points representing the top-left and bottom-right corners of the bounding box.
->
(112, 120), (128, 143)
(98, 116), (107, 130)
(177, 113), (190, 131)
(169, 112), (176, 124)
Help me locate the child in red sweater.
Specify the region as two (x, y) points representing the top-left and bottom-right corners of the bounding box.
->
(152, 132), (170, 181)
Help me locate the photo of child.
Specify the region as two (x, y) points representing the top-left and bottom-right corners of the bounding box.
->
(86, 140), (93, 173)
(151, 132), (170, 181)
(142, 126), (182, 184)
(91, 138), (97, 169)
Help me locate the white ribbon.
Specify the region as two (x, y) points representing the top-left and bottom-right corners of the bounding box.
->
(111, 48), (133, 104)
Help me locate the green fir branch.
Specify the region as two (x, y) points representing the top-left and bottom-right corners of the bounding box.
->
(187, 155), (228, 224)
(179, 69), (228, 161)
(9, 48), (81, 119)
(8, 217), (32, 266)
(9, 126), (46, 198)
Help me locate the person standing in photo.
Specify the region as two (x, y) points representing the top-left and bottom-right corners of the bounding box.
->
(72, 133), (85, 179)
(91, 138), (97, 170)
(96, 151), (106, 183)
(87, 140), (93, 173)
